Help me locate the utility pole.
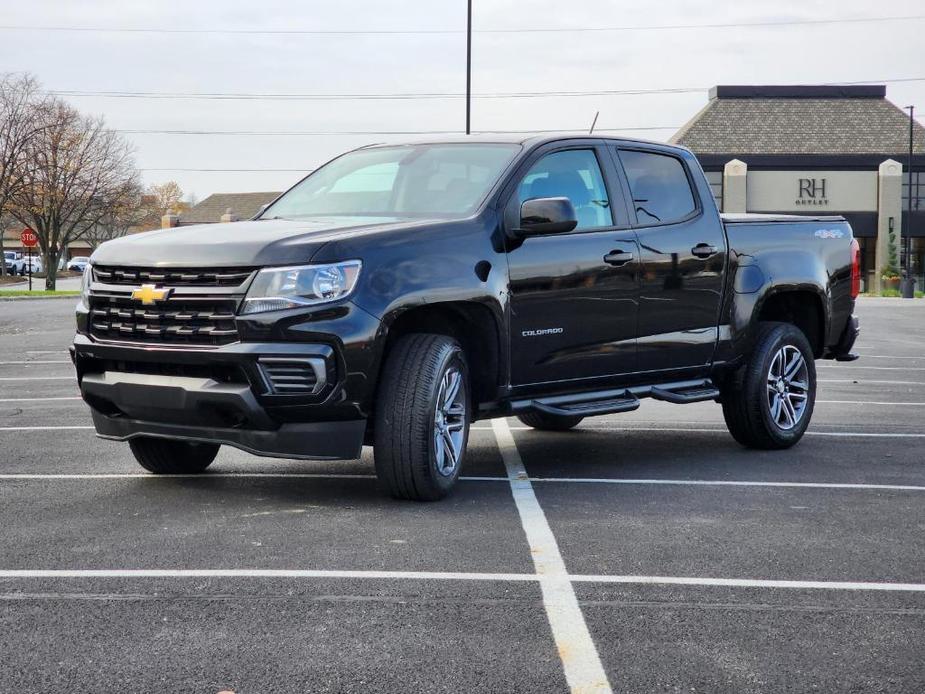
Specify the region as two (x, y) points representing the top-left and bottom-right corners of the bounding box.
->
(902, 105), (916, 298)
(466, 0), (472, 135)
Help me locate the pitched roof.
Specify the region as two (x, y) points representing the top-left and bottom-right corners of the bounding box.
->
(672, 85), (925, 156)
(181, 191), (281, 224)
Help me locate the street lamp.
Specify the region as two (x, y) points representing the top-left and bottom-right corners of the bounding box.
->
(466, 0), (472, 135)
(901, 105), (916, 298)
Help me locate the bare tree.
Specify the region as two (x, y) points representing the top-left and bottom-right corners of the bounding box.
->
(8, 99), (139, 289)
(0, 73), (44, 276)
(147, 180), (185, 214)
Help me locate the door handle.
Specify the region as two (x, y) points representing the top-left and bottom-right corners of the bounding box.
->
(604, 250), (634, 266)
(691, 243), (718, 259)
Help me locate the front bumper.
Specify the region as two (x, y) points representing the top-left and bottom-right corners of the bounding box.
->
(71, 331), (375, 460)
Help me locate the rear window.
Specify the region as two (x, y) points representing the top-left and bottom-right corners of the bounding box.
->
(619, 149), (697, 225)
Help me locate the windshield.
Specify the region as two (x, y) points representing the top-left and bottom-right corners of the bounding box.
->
(262, 144), (520, 219)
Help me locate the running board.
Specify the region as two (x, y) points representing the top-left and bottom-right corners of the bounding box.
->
(650, 383), (721, 404)
(508, 379), (719, 418)
(532, 391), (640, 417)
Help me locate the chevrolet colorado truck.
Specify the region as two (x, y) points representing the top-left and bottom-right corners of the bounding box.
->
(71, 136), (860, 500)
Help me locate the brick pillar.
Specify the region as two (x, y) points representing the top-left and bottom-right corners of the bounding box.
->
(161, 212), (179, 229)
(874, 159), (903, 294)
(723, 159), (747, 214)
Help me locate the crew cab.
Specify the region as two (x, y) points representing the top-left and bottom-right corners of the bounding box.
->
(71, 136), (860, 500)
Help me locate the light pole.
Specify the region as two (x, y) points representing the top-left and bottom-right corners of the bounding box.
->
(902, 105), (916, 298)
(466, 0), (472, 135)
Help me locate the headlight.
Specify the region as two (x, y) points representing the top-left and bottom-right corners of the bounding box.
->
(240, 260), (362, 314)
(80, 263), (92, 304)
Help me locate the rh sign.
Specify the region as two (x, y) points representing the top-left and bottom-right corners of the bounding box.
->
(745, 170), (878, 213)
(20, 228), (38, 248)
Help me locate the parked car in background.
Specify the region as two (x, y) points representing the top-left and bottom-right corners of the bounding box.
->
(68, 256), (91, 273)
(8, 253), (40, 276)
(2, 251), (18, 274)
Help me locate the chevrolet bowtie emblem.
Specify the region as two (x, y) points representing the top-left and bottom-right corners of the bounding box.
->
(131, 284), (172, 305)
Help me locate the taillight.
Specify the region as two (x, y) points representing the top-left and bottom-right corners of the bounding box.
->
(850, 238), (861, 299)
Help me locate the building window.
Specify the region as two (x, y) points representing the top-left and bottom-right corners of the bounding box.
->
(704, 170), (723, 212)
(902, 171), (925, 211)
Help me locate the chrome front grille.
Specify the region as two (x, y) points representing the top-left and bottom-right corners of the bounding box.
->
(89, 296), (240, 346)
(93, 265), (254, 287)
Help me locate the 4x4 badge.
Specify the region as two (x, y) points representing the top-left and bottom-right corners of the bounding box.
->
(131, 284), (172, 305)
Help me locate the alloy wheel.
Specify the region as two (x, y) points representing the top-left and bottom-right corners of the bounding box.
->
(766, 345), (810, 430)
(433, 365), (467, 476)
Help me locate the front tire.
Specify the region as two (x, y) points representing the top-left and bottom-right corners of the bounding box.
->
(721, 322), (816, 449)
(374, 334), (470, 501)
(516, 411), (584, 431)
(129, 437), (219, 473)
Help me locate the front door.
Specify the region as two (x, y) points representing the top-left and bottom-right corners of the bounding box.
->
(505, 144), (640, 388)
(612, 145), (727, 374)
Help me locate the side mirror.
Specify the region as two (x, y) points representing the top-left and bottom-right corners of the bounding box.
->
(517, 197), (578, 237)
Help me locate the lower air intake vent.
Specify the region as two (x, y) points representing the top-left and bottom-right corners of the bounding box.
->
(257, 358), (326, 395)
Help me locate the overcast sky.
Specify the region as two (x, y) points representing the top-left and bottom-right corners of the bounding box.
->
(1, 0), (923, 202)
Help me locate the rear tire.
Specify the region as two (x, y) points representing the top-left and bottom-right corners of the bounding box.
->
(129, 437), (219, 474)
(374, 334), (470, 501)
(516, 411), (584, 431)
(721, 322), (816, 450)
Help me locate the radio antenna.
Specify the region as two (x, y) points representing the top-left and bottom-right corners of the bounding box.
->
(589, 111), (599, 134)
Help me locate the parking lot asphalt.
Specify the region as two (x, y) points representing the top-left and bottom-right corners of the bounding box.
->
(0, 297), (923, 693)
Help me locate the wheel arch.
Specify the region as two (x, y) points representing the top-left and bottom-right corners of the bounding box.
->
(754, 288), (828, 357)
(373, 300), (504, 413)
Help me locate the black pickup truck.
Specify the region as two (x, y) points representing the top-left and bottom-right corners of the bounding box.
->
(71, 136), (860, 500)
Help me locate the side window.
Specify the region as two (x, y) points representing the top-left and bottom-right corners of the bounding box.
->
(619, 149), (696, 225)
(518, 149), (613, 230)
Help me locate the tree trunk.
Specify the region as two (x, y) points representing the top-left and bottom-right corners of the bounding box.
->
(0, 232), (5, 278)
(44, 246), (59, 291)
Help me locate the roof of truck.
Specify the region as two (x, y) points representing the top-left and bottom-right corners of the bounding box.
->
(361, 133), (679, 149)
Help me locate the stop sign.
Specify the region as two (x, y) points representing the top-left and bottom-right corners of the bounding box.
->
(20, 228), (38, 248)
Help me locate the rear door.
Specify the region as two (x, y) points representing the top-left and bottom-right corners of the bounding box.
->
(611, 145), (727, 374)
(504, 141), (640, 388)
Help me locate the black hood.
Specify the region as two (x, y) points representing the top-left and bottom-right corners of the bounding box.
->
(90, 216), (441, 267)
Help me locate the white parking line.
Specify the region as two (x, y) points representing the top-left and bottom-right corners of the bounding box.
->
(574, 427), (925, 438)
(853, 355), (924, 360)
(0, 361), (71, 365)
(817, 400), (925, 406)
(0, 426), (94, 431)
(0, 569), (922, 593)
(472, 425), (925, 438)
(817, 365), (925, 371)
(3, 473), (924, 493)
(0, 376), (74, 381)
(492, 418), (612, 694)
(0, 473), (498, 482)
(0, 397), (81, 403)
(0, 568), (537, 581)
(819, 379), (925, 385)
(529, 478), (925, 492)
(568, 575), (925, 592)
